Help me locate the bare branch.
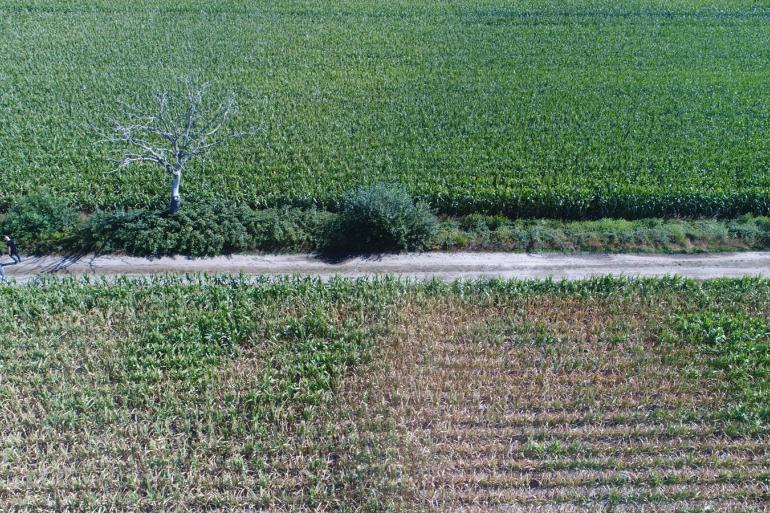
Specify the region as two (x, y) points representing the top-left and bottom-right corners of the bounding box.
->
(116, 154), (165, 167)
(95, 81), (254, 213)
(188, 131), (249, 157)
(188, 93), (235, 144)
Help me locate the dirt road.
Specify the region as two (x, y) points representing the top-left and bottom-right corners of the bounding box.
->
(2, 252), (769, 283)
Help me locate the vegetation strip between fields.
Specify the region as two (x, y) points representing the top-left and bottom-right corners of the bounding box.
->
(4, 192), (770, 257)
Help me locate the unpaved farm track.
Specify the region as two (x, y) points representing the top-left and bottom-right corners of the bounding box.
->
(2, 252), (770, 282)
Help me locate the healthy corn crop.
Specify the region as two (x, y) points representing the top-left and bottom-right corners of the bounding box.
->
(0, 1), (768, 217)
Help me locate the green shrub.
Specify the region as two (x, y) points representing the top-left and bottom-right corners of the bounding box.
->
(325, 184), (437, 254)
(2, 192), (79, 253)
(79, 202), (335, 256)
(79, 202), (257, 256)
(460, 213), (509, 232)
(250, 208), (336, 252)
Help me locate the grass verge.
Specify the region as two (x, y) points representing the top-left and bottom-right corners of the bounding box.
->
(434, 214), (770, 253)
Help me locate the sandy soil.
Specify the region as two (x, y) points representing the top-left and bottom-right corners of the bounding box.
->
(1, 252), (769, 283)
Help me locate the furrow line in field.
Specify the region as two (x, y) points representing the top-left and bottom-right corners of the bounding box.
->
(427, 437), (769, 458)
(402, 408), (717, 429)
(413, 465), (769, 490)
(427, 498), (768, 513)
(424, 481), (766, 507)
(433, 452), (770, 474)
(414, 427), (769, 446)
(411, 422), (761, 441)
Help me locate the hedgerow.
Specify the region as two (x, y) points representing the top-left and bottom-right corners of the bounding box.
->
(78, 202), (333, 256)
(4, 192), (770, 256)
(0, 192), (79, 254)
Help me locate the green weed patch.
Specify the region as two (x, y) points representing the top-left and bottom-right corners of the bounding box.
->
(674, 313), (770, 424)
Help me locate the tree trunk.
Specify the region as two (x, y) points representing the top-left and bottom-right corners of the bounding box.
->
(170, 172), (182, 214)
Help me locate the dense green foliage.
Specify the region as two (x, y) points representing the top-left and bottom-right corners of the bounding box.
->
(1, 1), (769, 217)
(79, 202), (332, 256)
(675, 313), (770, 424)
(6, 193), (770, 256)
(0, 192), (79, 253)
(436, 214), (770, 253)
(326, 184), (437, 253)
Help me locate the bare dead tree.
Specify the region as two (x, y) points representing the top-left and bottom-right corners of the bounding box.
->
(97, 81), (250, 214)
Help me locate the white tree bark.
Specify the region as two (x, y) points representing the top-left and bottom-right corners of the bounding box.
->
(97, 80), (253, 214)
(170, 172), (182, 214)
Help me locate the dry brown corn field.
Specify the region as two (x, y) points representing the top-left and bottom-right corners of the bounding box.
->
(0, 278), (768, 511)
(365, 292), (770, 512)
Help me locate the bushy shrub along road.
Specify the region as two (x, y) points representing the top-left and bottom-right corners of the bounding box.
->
(1, 1), (769, 217)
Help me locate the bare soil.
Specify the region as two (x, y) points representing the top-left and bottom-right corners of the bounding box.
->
(2, 251), (769, 283)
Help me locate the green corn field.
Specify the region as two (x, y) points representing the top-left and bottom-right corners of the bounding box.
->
(1, 0), (769, 217)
